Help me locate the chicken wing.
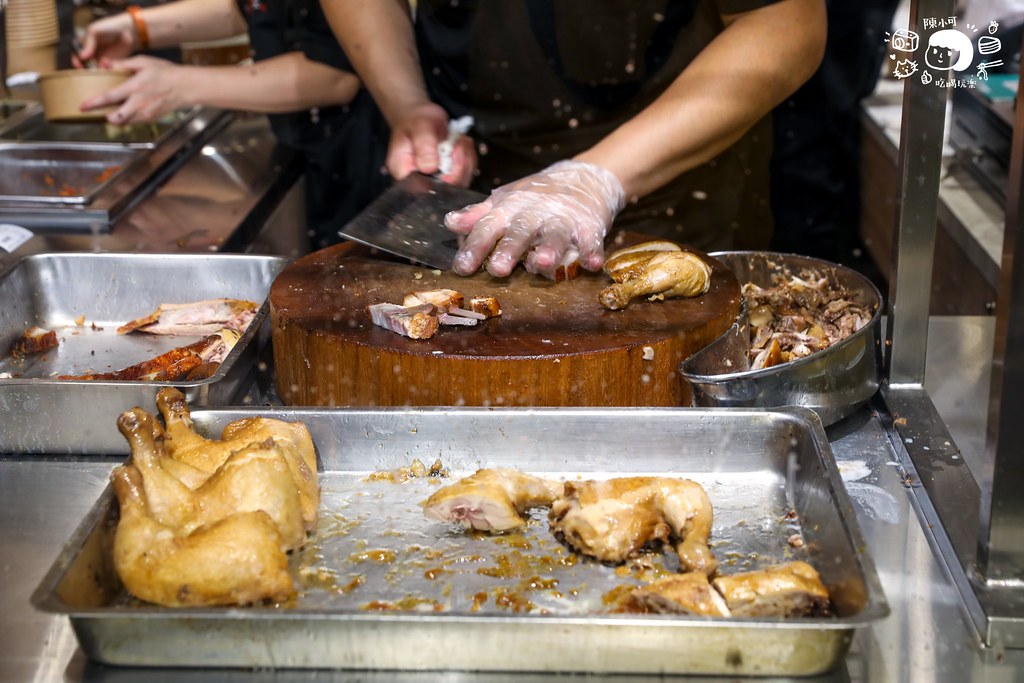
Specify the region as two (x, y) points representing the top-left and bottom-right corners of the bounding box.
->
(549, 476), (716, 573)
(111, 465), (294, 607)
(422, 468), (563, 532)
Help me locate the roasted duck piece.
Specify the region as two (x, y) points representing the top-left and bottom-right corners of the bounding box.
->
(599, 243), (711, 311)
(117, 298), (258, 335)
(743, 269), (873, 370)
(368, 303), (440, 339)
(712, 561), (831, 617)
(8, 326), (58, 358)
(549, 476), (716, 573)
(58, 329), (239, 381)
(422, 468), (563, 532)
(111, 464), (294, 607)
(624, 572), (731, 616)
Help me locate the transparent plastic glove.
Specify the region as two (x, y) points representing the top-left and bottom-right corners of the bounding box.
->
(445, 160), (626, 279)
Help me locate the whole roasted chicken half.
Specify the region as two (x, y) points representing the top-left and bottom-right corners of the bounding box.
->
(110, 387), (318, 607)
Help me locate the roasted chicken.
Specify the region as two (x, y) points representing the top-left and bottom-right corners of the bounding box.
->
(111, 464), (294, 607)
(109, 392), (319, 607)
(422, 468), (563, 532)
(117, 298), (257, 336)
(712, 561), (831, 617)
(549, 476), (716, 573)
(624, 572), (731, 616)
(599, 242), (712, 311)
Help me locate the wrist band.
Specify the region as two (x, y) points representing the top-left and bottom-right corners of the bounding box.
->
(127, 6), (149, 51)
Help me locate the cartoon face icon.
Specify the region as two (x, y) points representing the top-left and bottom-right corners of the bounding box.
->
(925, 29), (974, 71)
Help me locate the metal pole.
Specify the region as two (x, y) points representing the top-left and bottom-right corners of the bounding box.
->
(884, 0), (952, 385)
(977, 38), (1024, 585)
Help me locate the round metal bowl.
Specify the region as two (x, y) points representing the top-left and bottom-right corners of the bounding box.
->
(678, 251), (883, 427)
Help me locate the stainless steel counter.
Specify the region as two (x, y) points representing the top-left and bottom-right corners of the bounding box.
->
(0, 316), (1017, 682)
(0, 109), (302, 276)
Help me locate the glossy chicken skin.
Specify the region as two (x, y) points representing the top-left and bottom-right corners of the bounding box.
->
(422, 468), (563, 532)
(549, 476), (716, 573)
(625, 572), (731, 616)
(117, 408), (307, 552)
(712, 561), (830, 617)
(155, 387), (319, 531)
(599, 251), (712, 311)
(111, 465), (294, 606)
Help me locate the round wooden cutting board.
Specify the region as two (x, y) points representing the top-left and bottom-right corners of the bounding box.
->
(270, 240), (740, 407)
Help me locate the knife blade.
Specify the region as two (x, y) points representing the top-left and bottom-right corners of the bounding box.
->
(338, 172), (485, 270)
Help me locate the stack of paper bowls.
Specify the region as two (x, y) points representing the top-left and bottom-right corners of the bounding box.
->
(5, 0), (59, 74)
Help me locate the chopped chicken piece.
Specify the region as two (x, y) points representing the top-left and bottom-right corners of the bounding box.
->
(712, 561), (831, 617)
(603, 241), (682, 283)
(58, 329), (239, 381)
(368, 303), (439, 339)
(549, 476), (716, 573)
(624, 572), (731, 616)
(469, 297), (502, 318)
(155, 387), (319, 530)
(8, 326), (58, 357)
(403, 289), (465, 312)
(118, 299), (257, 336)
(111, 464), (294, 607)
(599, 249), (711, 311)
(422, 468), (563, 532)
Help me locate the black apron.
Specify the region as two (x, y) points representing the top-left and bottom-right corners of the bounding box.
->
(239, 0), (390, 249)
(414, 0), (776, 252)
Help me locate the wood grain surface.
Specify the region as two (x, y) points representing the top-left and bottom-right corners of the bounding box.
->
(270, 239), (740, 407)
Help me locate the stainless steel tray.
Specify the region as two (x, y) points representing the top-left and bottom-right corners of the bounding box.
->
(0, 107), (192, 146)
(0, 253), (286, 454)
(32, 407), (888, 676)
(0, 143), (140, 204)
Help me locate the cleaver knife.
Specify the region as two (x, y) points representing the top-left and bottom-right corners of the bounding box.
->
(338, 172), (486, 270)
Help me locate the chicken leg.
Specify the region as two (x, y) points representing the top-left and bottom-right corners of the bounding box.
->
(599, 251), (711, 310)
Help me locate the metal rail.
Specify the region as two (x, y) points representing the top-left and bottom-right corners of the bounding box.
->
(883, 0), (1024, 647)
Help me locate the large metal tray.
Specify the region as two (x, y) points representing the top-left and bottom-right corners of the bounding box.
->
(32, 407), (888, 676)
(0, 253), (286, 454)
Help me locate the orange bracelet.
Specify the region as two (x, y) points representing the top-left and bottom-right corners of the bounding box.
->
(127, 6), (149, 51)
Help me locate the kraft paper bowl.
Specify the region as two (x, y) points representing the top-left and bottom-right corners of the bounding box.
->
(37, 69), (132, 122)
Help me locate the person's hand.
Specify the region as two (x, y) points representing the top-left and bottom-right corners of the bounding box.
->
(76, 14), (137, 66)
(445, 160), (626, 279)
(79, 56), (191, 124)
(386, 102), (476, 186)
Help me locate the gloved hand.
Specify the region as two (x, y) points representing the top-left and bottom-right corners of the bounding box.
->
(445, 160), (626, 279)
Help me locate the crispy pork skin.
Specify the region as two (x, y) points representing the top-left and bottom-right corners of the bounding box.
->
(549, 476), (716, 573)
(8, 326), (58, 357)
(422, 468), (563, 532)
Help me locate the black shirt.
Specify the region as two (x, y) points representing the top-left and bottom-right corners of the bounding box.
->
(239, 0), (389, 249)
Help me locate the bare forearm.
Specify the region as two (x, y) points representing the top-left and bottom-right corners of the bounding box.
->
(182, 54), (360, 113)
(139, 0), (246, 49)
(576, 0), (826, 199)
(320, 0), (430, 125)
